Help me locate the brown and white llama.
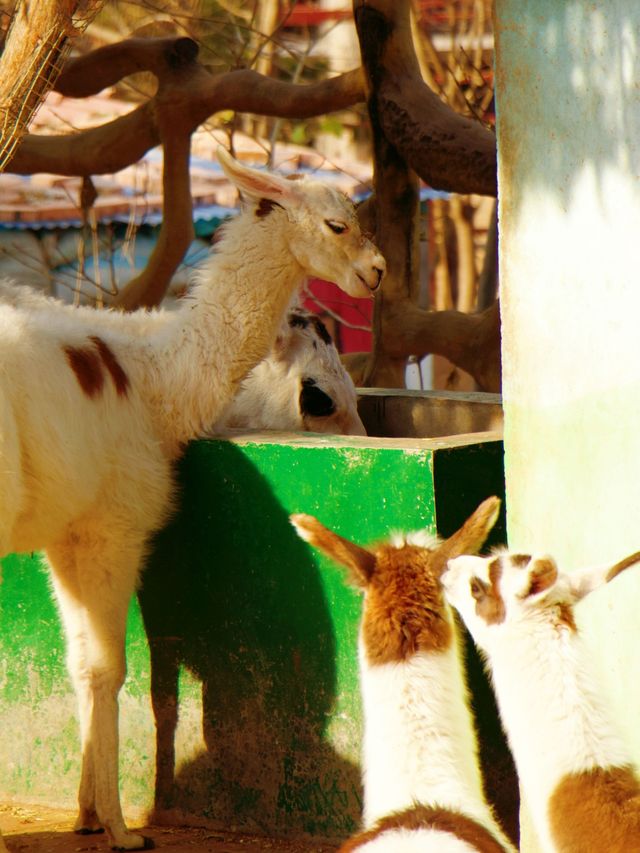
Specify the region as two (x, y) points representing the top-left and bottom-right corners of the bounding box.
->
(442, 546), (640, 852)
(0, 147), (384, 852)
(291, 497), (515, 853)
(215, 305), (366, 435)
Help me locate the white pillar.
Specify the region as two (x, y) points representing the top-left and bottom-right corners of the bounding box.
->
(495, 2), (640, 849)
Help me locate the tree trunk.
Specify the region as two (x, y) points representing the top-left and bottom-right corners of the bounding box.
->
(354, 0), (497, 196)
(0, 0), (102, 172)
(355, 0), (421, 388)
(353, 0), (501, 390)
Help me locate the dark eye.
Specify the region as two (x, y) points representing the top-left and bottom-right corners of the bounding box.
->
(300, 378), (336, 417)
(470, 578), (487, 601)
(325, 219), (348, 235)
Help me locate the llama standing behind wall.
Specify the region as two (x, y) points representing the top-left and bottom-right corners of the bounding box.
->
(0, 147), (384, 852)
(443, 547), (640, 852)
(214, 306), (366, 435)
(291, 497), (515, 853)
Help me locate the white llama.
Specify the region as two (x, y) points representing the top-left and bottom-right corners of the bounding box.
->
(0, 147), (384, 852)
(291, 497), (515, 853)
(215, 306), (366, 435)
(443, 546), (640, 852)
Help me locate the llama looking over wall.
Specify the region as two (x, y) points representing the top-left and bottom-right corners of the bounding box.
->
(214, 306), (366, 435)
(291, 497), (515, 853)
(443, 547), (640, 853)
(0, 147), (384, 852)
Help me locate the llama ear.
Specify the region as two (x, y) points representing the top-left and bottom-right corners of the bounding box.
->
(434, 496), (501, 575)
(519, 556), (558, 598)
(217, 146), (296, 203)
(290, 513), (375, 588)
(567, 550), (640, 602)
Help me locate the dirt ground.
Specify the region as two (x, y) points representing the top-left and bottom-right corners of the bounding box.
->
(0, 804), (339, 853)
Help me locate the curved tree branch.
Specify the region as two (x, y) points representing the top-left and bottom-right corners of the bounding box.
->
(5, 37), (365, 310)
(354, 0), (497, 197)
(385, 299), (502, 392)
(8, 37), (366, 176)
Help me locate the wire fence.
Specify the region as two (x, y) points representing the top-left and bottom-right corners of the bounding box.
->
(0, 0), (102, 172)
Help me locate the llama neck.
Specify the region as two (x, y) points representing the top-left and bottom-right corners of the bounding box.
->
(147, 215), (304, 455)
(359, 634), (488, 830)
(485, 616), (632, 850)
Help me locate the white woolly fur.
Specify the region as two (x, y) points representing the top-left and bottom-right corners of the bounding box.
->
(0, 148), (384, 851)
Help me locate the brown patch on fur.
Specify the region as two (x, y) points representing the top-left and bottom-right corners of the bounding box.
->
(64, 338), (129, 399)
(549, 765), (640, 852)
(63, 344), (104, 398)
(288, 312), (309, 330)
(90, 336), (129, 397)
(255, 198), (283, 218)
(285, 173), (305, 181)
(311, 316), (333, 345)
(555, 602), (577, 632)
(361, 543), (453, 665)
(475, 557), (506, 625)
(339, 804), (510, 852)
(511, 554), (531, 567)
(524, 557), (557, 596)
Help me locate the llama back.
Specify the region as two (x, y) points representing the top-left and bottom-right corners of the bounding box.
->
(341, 803), (515, 852)
(292, 499), (515, 853)
(443, 548), (640, 853)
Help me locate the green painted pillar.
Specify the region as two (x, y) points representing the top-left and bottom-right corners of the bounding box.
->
(495, 2), (640, 849)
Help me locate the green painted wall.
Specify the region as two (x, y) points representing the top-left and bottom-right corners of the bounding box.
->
(0, 432), (508, 842)
(495, 1), (640, 849)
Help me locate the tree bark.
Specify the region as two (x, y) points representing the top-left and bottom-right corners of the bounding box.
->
(5, 36), (365, 310)
(352, 0), (501, 390)
(8, 39), (366, 176)
(388, 299), (501, 392)
(0, 0), (102, 171)
(355, 1), (421, 388)
(354, 0), (497, 197)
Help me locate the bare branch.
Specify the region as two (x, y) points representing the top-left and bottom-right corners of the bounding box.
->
(112, 127), (193, 310)
(7, 36), (365, 176)
(5, 36), (364, 311)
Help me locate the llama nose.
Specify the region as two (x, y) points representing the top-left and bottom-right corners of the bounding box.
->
(369, 265), (384, 292)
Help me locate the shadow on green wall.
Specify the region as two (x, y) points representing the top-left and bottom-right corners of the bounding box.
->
(434, 442), (519, 847)
(138, 442), (361, 841)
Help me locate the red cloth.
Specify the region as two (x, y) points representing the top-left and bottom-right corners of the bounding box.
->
(303, 279), (373, 354)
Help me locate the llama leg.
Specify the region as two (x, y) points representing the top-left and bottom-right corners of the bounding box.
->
(47, 536), (154, 851)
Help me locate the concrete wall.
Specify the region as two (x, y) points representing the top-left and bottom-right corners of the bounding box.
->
(495, 2), (640, 849)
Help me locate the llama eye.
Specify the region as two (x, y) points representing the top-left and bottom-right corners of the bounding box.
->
(300, 378), (336, 418)
(470, 578), (487, 600)
(325, 219), (348, 235)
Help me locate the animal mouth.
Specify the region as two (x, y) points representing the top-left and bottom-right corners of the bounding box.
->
(357, 273), (381, 294)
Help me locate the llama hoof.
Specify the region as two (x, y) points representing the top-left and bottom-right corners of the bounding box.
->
(75, 827), (105, 835)
(111, 835), (155, 851)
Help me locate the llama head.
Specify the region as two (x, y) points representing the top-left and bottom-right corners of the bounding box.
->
(217, 146), (385, 299)
(290, 496), (500, 664)
(442, 548), (640, 648)
(216, 307), (366, 435)
(285, 309), (365, 434)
